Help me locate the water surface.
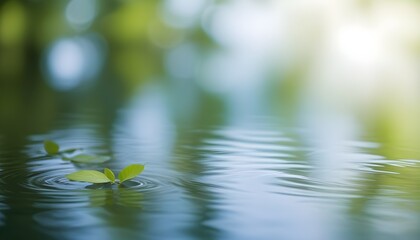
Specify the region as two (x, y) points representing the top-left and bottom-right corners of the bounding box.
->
(1, 100), (420, 240)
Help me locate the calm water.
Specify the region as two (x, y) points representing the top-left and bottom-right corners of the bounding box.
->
(1, 88), (420, 240)
(2, 1), (420, 239)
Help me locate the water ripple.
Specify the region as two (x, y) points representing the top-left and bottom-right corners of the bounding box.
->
(174, 126), (420, 205)
(0, 154), (172, 209)
(3, 118), (420, 240)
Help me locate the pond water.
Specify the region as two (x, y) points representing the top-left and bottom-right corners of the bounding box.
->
(1, 88), (420, 240)
(2, 1), (420, 239)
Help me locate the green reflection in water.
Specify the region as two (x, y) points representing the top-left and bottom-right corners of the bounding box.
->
(3, 0), (420, 239)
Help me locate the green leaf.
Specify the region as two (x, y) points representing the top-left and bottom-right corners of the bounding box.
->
(61, 157), (72, 161)
(44, 140), (60, 155)
(68, 154), (111, 164)
(60, 148), (80, 154)
(118, 164), (145, 183)
(104, 168), (115, 183)
(66, 170), (111, 183)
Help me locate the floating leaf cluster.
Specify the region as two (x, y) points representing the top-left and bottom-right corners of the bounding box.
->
(44, 140), (109, 164)
(44, 140), (145, 185)
(66, 164), (145, 184)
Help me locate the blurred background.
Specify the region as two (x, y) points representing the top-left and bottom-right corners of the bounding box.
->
(2, 0), (420, 239)
(2, 0), (420, 146)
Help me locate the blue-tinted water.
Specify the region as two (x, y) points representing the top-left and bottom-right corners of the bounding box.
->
(1, 101), (420, 240)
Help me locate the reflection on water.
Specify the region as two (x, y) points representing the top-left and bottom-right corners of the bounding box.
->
(2, 101), (420, 239)
(2, 0), (420, 239)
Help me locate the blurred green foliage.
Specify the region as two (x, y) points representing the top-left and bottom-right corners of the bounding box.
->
(0, 0), (213, 138)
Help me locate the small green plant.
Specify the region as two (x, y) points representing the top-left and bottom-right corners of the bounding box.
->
(44, 140), (60, 155)
(66, 164), (145, 184)
(43, 140), (110, 163)
(62, 154), (111, 164)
